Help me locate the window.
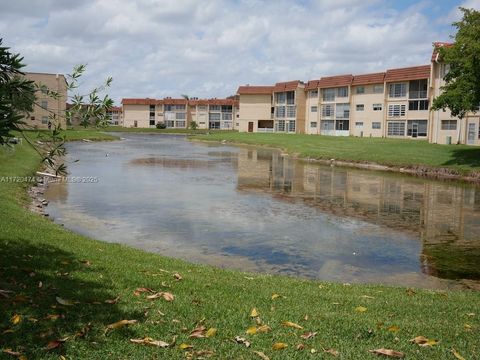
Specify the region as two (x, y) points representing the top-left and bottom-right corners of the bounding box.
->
(321, 120), (334, 130)
(286, 91), (295, 105)
(30, 116), (35, 121)
(310, 122), (317, 128)
(356, 86), (365, 94)
(149, 105), (155, 111)
(275, 106), (285, 118)
(373, 103), (383, 111)
(198, 105), (207, 111)
(286, 106), (296, 118)
(387, 122), (405, 136)
(176, 112), (186, 120)
(311, 106), (318, 112)
(321, 104), (334, 117)
(165, 120), (175, 128)
(209, 105), (220, 111)
(388, 83), (407, 98)
(408, 100), (429, 111)
(373, 85), (384, 94)
(288, 121), (296, 132)
(41, 116), (48, 124)
(175, 104), (185, 110)
(309, 90), (318, 98)
(275, 93), (286, 104)
(337, 87), (348, 97)
(149, 112), (155, 118)
(222, 113), (232, 120)
(322, 88), (335, 101)
(221, 105), (232, 112)
(149, 119), (155, 126)
(441, 120), (457, 130)
(355, 122), (364, 127)
(41, 100), (48, 109)
(209, 113), (221, 121)
(388, 104), (406, 117)
(372, 122), (381, 129)
(164, 105), (173, 111)
(275, 120), (285, 132)
(176, 121), (186, 128)
(407, 120), (428, 137)
(409, 79), (428, 99)
(356, 104), (364, 111)
(336, 103), (350, 119)
(336, 120), (349, 130)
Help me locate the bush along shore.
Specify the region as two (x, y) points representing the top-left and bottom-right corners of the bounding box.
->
(0, 130), (479, 359)
(190, 132), (480, 183)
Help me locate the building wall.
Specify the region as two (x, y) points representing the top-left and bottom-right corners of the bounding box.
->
(23, 73), (67, 129)
(295, 87), (306, 134)
(350, 84), (385, 138)
(305, 90), (320, 134)
(238, 94), (272, 132)
(123, 104), (151, 128)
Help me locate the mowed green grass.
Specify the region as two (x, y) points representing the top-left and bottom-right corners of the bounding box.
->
(0, 134), (479, 359)
(190, 132), (480, 174)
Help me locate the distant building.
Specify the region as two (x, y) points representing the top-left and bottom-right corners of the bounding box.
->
(23, 72), (67, 129)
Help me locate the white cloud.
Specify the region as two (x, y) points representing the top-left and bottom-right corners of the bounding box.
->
(0, 0), (466, 103)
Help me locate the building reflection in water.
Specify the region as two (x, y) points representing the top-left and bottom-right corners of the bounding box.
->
(236, 148), (480, 281)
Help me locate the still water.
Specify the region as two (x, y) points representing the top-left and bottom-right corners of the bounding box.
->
(45, 134), (480, 289)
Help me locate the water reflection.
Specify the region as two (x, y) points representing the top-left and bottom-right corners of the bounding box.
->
(44, 134), (480, 289)
(237, 148), (480, 281)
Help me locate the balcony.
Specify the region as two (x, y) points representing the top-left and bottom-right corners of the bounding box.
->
(409, 90), (428, 99)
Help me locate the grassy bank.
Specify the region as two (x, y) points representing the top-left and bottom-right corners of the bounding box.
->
(0, 136), (479, 359)
(190, 133), (480, 175)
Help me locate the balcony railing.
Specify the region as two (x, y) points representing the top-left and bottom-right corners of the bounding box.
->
(409, 90), (428, 99)
(258, 127), (274, 133)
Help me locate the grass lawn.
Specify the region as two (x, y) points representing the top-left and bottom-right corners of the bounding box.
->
(190, 132), (480, 175)
(0, 134), (479, 359)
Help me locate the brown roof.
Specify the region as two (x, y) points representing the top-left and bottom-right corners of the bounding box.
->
(431, 42), (454, 62)
(237, 85), (274, 95)
(385, 65), (431, 82)
(352, 72), (385, 86)
(121, 98), (159, 105)
(108, 106), (122, 112)
(317, 74), (353, 88)
(305, 80), (320, 91)
(273, 80), (303, 92)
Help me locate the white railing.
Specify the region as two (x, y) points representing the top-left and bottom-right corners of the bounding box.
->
(258, 128), (274, 133)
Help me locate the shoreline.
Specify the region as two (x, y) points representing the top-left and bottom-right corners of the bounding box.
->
(191, 137), (480, 184)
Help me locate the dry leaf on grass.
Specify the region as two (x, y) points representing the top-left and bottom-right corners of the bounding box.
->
(2, 349), (22, 356)
(179, 343), (193, 350)
(282, 321), (303, 329)
(387, 325), (400, 332)
(355, 306), (368, 313)
(250, 308), (259, 317)
(369, 348), (405, 358)
(104, 296), (120, 304)
(45, 337), (69, 351)
(206, 328), (217, 337)
(234, 336), (251, 347)
(257, 325), (271, 333)
(246, 326), (257, 335)
(173, 273), (183, 281)
(10, 314), (21, 325)
(253, 351), (270, 360)
(56, 296), (75, 306)
(189, 326), (206, 338)
(105, 319), (138, 332)
(146, 292), (174, 301)
(451, 348), (466, 360)
(271, 294), (281, 300)
(296, 344), (305, 350)
(272, 342), (288, 350)
(130, 337), (170, 347)
(133, 287), (154, 296)
(324, 348), (339, 357)
(410, 336), (439, 347)
(300, 331), (317, 340)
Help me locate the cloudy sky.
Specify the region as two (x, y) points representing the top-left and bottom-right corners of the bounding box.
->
(1, 0), (478, 104)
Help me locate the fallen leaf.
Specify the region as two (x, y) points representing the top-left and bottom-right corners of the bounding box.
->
(271, 294), (281, 300)
(369, 348), (405, 358)
(46, 338), (68, 351)
(179, 343), (193, 350)
(133, 287), (153, 296)
(355, 306), (368, 313)
(466, 313), (475, 317)
(282, 321), (303, 329)
(10, 314), (22, 325)
(104, 296), (120, 304)
(206, 328), (217, 337)
(106, 319), (138, 332)
(234, 336), (250, 347)
(0, 289), (13, 298)
(250, 308), (259, 317)
(189, 326), (206, 338)
(257, 325), (271, 333)
(173, 273), (182, 281)
(56, 296), (75, 306)
(296, 344), (305, 350)
(146, 292), (174, 301)
(191, 350), (214, 357)
(387, 325), (400, 333)
(45, 314), (61, 321)
(272, 343), (288, 350)
(253, 351), (270, 360)
(324, 348), (339, 357)
(2, 329), (14, 334)
(2, 349), (21, 356)
(300, 331), (317, 340)
(246, 326), (257, 335)
(80, 260), (92, 266)
(410, 336), (439, 347)
(361, 295), (375, 299)
(406, 288), (416, 296)
(451, 348), (466, 360)
(130, 337), (169, 347)
(75, 323), (92, 338)
(304, 314), (309, 321)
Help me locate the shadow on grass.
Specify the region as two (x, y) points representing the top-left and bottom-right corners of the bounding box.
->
(442, 147), (480, 168)
(0, 240), (143, 358)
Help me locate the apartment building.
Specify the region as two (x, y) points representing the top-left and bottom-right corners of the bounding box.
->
(23, 72), (67, 129)
(107, 106), (123, 126)
(237, 81), (306, 133)
(122, 97), (238, 129)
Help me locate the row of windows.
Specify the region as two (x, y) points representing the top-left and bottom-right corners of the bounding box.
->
(275, 120), (296, 132)
(275, 106), (296, 118)
(312, 121), (381, 130)
(387, 120), (428, 137)
(313, 101), (427, 115)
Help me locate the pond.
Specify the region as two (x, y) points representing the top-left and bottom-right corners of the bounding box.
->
(44, 134), (480, 289)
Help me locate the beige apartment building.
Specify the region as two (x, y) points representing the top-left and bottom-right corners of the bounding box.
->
(107, 106), (122, 126)
(237, 43), (480, 145)
(23, 72), (67, 129)
(122, 97), (238, 129)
